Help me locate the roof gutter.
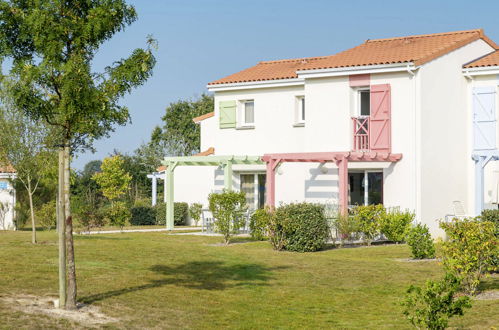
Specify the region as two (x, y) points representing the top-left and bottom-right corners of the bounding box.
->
(296, 63), (417, 79)
(462, 66), (499, 77)
(207, 78), (304, 92)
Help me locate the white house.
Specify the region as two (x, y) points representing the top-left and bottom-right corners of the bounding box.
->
(0, 165), (16, 230)
(158, 29), (499, 237)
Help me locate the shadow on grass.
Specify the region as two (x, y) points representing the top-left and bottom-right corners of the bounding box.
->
(478, 273), (499, 291)
(80, 261), (287, 304)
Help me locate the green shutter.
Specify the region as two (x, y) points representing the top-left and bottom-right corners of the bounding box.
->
(219, 101), (236, 128)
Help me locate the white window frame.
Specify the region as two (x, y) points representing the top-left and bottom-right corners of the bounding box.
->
(238, 99), (255, 128)
(355, 87), (370, 117)
(294, 96), (305, 126)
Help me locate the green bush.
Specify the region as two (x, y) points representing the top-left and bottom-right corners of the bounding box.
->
(105, 201), (131, 230)
(351, 204), (386, 245)
(333, 212), (359, 246)
(249, 208), (271, 241)
(208, 190), (247, 244)
(72, 197), (107, 232)
(440, 218), (497, 295)
(174, 202), (188, 225)
(380, 208), (414, 243)
(130, 206), (156, 226)
(36, 202), (56, 231)
(402, 273), (472, 330)
(479, 209), (499, 236)
(271, 203), (329, 252)
(155, 202), (189, 226)
(406, 224), (435, 259)
(188, 203), (203, 226)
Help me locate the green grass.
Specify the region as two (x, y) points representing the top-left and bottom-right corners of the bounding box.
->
(0, 231), (497, 329)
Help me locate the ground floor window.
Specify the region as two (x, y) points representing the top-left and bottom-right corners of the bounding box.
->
(239, 173), (266, 210)
(348, 170), (383, 206)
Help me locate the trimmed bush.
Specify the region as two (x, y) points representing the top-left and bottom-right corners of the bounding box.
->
(440, 218), (497, 295)
(208, 190), (247, 244)
(402, 273), (471, 330)
(380, 208), (414, 243)
(130, 206), (156, 226)
(174, 202), (188, 225)
(189, 203), (203, 226)
(351, 204), (386, 245)
(155, 202), (189, 226)
(249, 208), (271, 241)
(405, 224), (435, 259)
(271, 203), (329, 252)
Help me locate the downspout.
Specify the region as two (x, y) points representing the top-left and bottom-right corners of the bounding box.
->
(406, 64), (416, 77)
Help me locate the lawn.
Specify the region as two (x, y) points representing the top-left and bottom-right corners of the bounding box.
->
(0, 230), (497, 329)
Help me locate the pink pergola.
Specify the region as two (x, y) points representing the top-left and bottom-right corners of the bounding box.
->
(262, 151), (403, 214)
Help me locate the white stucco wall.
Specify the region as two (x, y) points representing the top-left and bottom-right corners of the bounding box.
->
(418, 39), (495, 236)
(0, 176), (16, 230)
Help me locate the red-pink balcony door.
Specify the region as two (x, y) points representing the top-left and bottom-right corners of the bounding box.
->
(369, 84), (391, 153)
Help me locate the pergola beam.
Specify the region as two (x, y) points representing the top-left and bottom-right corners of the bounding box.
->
(160, 155), (264, 229)
(263, 151), (403, 214)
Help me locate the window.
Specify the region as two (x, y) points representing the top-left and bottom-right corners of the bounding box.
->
(239, 173), (266, 210)
(239, 100), (254, 127)
(348, 170), (383, 206)
(358, 89), (370, 116)
(295, 96), (305, 126)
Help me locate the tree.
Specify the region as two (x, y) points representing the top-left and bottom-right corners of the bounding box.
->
(160, 94), (214, 156)
(92, 155), (132, 201)
(0, 101), (55, 244)
(0, 0), (155, 309)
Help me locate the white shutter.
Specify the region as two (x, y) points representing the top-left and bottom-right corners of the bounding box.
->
(473, 86), (497, 151)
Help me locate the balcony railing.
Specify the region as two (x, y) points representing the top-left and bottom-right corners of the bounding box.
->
(352, 116), (370, 151)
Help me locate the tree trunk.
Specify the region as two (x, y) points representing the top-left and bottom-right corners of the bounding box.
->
(57, 148), (66, 308)
(27, 179), (36, 244)
(64, 145), (77, 310)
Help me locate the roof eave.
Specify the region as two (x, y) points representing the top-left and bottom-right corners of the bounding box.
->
(207, 78), (304, 92)
(463, 65), (499, 76)
(296, 63), (417, 79)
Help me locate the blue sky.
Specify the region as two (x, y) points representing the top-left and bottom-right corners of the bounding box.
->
(76, 0), (499, 169)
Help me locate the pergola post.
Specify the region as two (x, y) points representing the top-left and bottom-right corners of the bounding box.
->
(473, 154), (495, 215)
(151, 174), (157, 206)
(224, 160), (233, 190)
(337, 157), (349, 215)
(166, 162), (177, 230)
(265, 158), (281, 208)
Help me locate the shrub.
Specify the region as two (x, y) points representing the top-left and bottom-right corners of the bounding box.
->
(479, 209), (499, 236)
(249, 208), (271, 241)
(351, 204), (386, 245)
(208, 190), (247, 244)
(333, 212), (359, 246)
(189, 203), (203, 226)
(174, 202), (188, 225)
(406, 224), (435, 259)
(402, 273), (472, 330)
(272, 203), (329, 252)
(380, 208), (414, 243)
(36, 202), (56, 231)
(440, 218), (497, 295)
(155, 202), (189, 226)
(71, 197), (107, 232)
(268, 209), (286, 251)
(105, 201), (131, 230)
(130, 206), (156, 226)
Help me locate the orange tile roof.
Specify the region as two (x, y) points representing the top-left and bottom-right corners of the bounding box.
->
(193, 147), (214, 156)
(193, 112), (214, 123)
(209, 29), (498, 85)
(0, 164), (16, 173)
(464, 50), (499, 68)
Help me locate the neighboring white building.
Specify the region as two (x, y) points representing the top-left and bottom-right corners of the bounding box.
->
(0, 166), (16, 230)
(160, 29), (499, 237)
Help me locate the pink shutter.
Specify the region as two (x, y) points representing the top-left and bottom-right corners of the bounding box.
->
(369, 84), (391, 152)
